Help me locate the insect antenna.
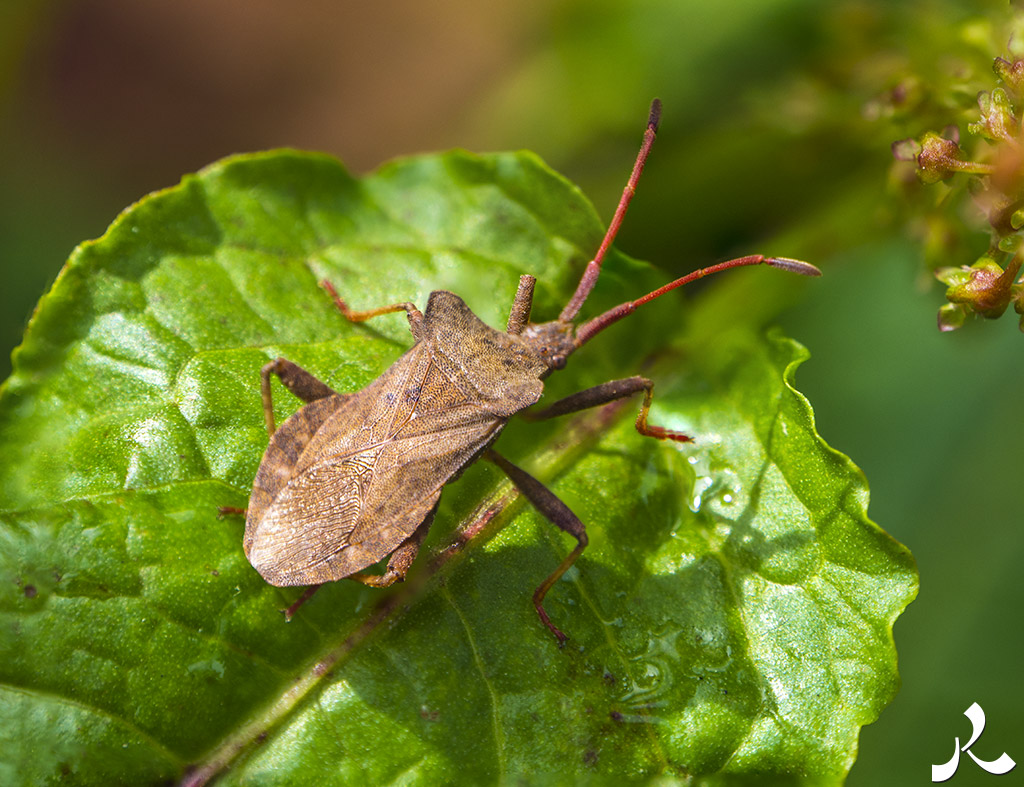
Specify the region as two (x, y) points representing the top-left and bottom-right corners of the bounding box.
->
(573, 255), (821, 349)
(559, 98), (663, 323)
(555, 98), (820, 350)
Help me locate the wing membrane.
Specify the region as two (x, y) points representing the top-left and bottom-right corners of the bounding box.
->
(248, 342), (506, 585)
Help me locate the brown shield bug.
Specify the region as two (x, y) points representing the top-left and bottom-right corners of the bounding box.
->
(235, 99), (819, 644)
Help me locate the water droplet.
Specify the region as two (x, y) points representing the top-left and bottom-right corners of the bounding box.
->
(187, 659), (226, 679)
(616, 624), (687, 712)
(689, 476), (713, 512)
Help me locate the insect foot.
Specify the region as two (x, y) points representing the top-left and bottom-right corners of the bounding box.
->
(239, 98), (819, 642)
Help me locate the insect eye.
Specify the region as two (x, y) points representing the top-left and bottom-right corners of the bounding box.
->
(550, 355), (567, 370)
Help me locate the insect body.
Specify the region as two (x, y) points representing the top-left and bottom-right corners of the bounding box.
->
(244, 290), (545, 588)
(241, 99), (819, 643)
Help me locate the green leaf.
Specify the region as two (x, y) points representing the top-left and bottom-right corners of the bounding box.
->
(0, 150), (916, 784)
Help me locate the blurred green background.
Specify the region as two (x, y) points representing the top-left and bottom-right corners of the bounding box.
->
(2, 0), (1020, 783)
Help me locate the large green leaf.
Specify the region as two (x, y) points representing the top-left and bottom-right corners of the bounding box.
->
(0, 150), (916, 784)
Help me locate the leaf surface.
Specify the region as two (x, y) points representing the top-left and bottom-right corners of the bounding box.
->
(0, 150), (916, 785)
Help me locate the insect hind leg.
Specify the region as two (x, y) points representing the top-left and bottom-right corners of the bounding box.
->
(348, 501), (438, 588)
(261, 357), (342, 436)
(275, 502), (439, 619)
(486, 449), (587, 646)
(282, 585), (321, 621)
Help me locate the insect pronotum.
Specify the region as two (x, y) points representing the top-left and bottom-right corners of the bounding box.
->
(234, 99), (820, 644)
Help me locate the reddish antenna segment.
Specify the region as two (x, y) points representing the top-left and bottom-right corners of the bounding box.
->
(559, 98), (663, 323)
(556, 97), (820, 349)
(573, 255), (821, 348)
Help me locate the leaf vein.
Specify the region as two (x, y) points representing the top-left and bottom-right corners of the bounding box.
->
(441, 584), (505, 779)
(0, 680), (185, 766)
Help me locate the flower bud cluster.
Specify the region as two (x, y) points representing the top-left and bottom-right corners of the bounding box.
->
(893, 52), (1024, 331)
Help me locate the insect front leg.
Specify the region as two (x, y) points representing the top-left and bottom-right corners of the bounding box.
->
(485, 449), (587, 646)
(321, 279), (425, 338)
(525, 375), (693, 442)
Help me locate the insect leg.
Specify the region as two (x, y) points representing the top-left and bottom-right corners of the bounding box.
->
(282, 585), (321, 621)
(348, 501), (439, 588)
(261, 357), (341, 436)
(525, 376), (692, 442)
(276, 501), (438, 618)
(485, 449), (587, 646)
(221, 362), (345, 522)
(321, 279), (424, 337)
